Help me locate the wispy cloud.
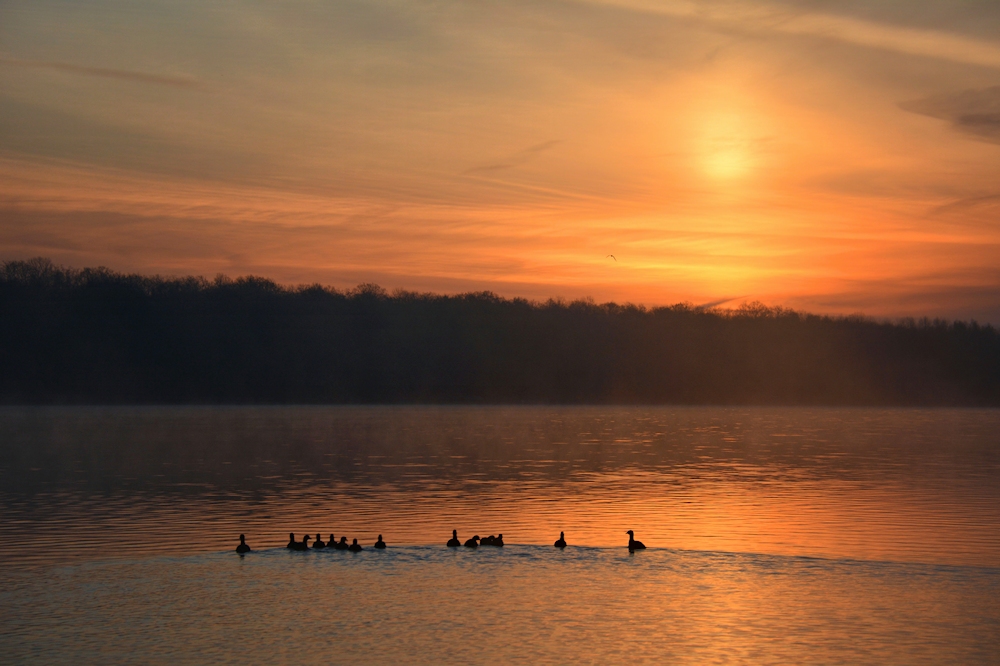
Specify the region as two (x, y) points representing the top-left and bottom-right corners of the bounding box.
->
(697, 295), (746, 309)
(0, 56), (200, 89)
(463, 140), (562, 175)
(901, 87), (1000, 144)
(582, 0), (1000, 69)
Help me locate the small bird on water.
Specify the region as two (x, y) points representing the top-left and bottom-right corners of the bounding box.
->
(374, 535), (386, 549)
(447, 529), (461, 547)
(348, 538), (363, 552)
(313, 533), (326, 549)
(554, 532), (566, 548)
(236, 534), (251, 554)
(286, 534), (310, 551)
(626, 530), (645, 551)
(464, 535), (480, 548)
(335, 536), (349, 550)
(287, 532), (311, 551)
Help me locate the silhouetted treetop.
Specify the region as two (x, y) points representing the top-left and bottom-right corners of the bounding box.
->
(1, 258), (997, 405)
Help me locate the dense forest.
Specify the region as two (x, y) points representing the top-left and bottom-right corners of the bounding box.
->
(1, 258), (998, 405)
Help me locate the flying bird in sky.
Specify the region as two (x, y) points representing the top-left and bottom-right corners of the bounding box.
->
(606, 255), (616, 261)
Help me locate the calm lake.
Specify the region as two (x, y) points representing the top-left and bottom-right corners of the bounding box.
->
(2, 406), (999, 663)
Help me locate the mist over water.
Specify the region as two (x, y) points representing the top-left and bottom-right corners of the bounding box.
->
(2, 406), (999, 662)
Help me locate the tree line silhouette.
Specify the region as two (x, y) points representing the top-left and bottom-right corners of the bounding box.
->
(2, 258), (998, 405)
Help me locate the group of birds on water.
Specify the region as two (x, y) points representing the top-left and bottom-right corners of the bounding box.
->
(235, 529), (647, 554)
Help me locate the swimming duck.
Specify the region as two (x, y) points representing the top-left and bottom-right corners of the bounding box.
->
(447, 530), (461, 547)
(464, 535), (480, 548)
(348, 538), (363, 552)
(329, 534), (336, 548)
(288, 534), (310, 551)
(313, 533), (326, 549)
(236, 534), (251, 554)
(554, 531), (566, 548)
(481, 535), (496, 546)
(494, 534), (504, 547)
(626, 530), (646, 551)
(374, 535), (386, 549)
(287, 532), (297, 549)
(334, 536), (348, 550)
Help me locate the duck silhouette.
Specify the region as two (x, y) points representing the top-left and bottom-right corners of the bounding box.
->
(481, 535), (496, 546)
(289, 534), (311, 551)
(464, 535), (480, 548)
(329, 534), (336, 547)
(554, 532), (566, 548)
(335, 536), (349, 551)
(348, 538), (363, 552)
(447, 530), (461, 547)
(374, 535), (386, 549)
(494, 534), (504, 547)
(626, 530), (646, 551)
(313, 533), (326, 549)
(287, 532), (311, 550)
(236, 534), (251, 554)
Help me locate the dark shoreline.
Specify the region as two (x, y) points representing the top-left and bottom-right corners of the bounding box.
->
(3, 258), (999, 406)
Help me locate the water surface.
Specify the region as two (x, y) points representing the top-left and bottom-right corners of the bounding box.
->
(2, 406), (999, 663)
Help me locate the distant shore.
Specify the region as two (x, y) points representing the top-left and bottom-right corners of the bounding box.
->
(2, 258), (998, 405)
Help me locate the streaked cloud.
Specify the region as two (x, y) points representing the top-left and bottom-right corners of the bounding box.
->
(464, 140), (562, 175)
(583, 0), (1000, 68)
(0, 56), (200, 89)
(901, 87), (1000, 144)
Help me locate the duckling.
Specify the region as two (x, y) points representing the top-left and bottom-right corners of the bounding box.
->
(447, 529), (461, 548)
(626, 530), (646, 551)
(494, 534), (504, 547)
(335, 536), (349, 551)
(464, 535), (480, 548)
(348, 538), (363, 552)
(236, 534), (251, 554)
(554, 531), (566, 548)
(374, 535), (386, 549)
(313, 533), (326, 549)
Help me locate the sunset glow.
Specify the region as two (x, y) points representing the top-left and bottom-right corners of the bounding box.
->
(2, 0), (999, 320)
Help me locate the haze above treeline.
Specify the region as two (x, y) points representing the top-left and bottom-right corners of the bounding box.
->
(2, 258), (998, 406)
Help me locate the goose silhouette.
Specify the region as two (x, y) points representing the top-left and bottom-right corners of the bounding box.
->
(348, 538), (363, 552)
(236, 534), (251, 554)
(626, 530), (646, 551)
(374, 535), (386, 549)
(287, 532), (311, 550)
(447, 530), (461, 547)
(554, 532), (566, 548)
(464, 535), (480, 548)
(313, 533), (326, 549)
(288, 534), (310, 551)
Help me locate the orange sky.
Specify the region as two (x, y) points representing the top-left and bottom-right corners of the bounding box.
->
(2, 0), (1000, 320)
